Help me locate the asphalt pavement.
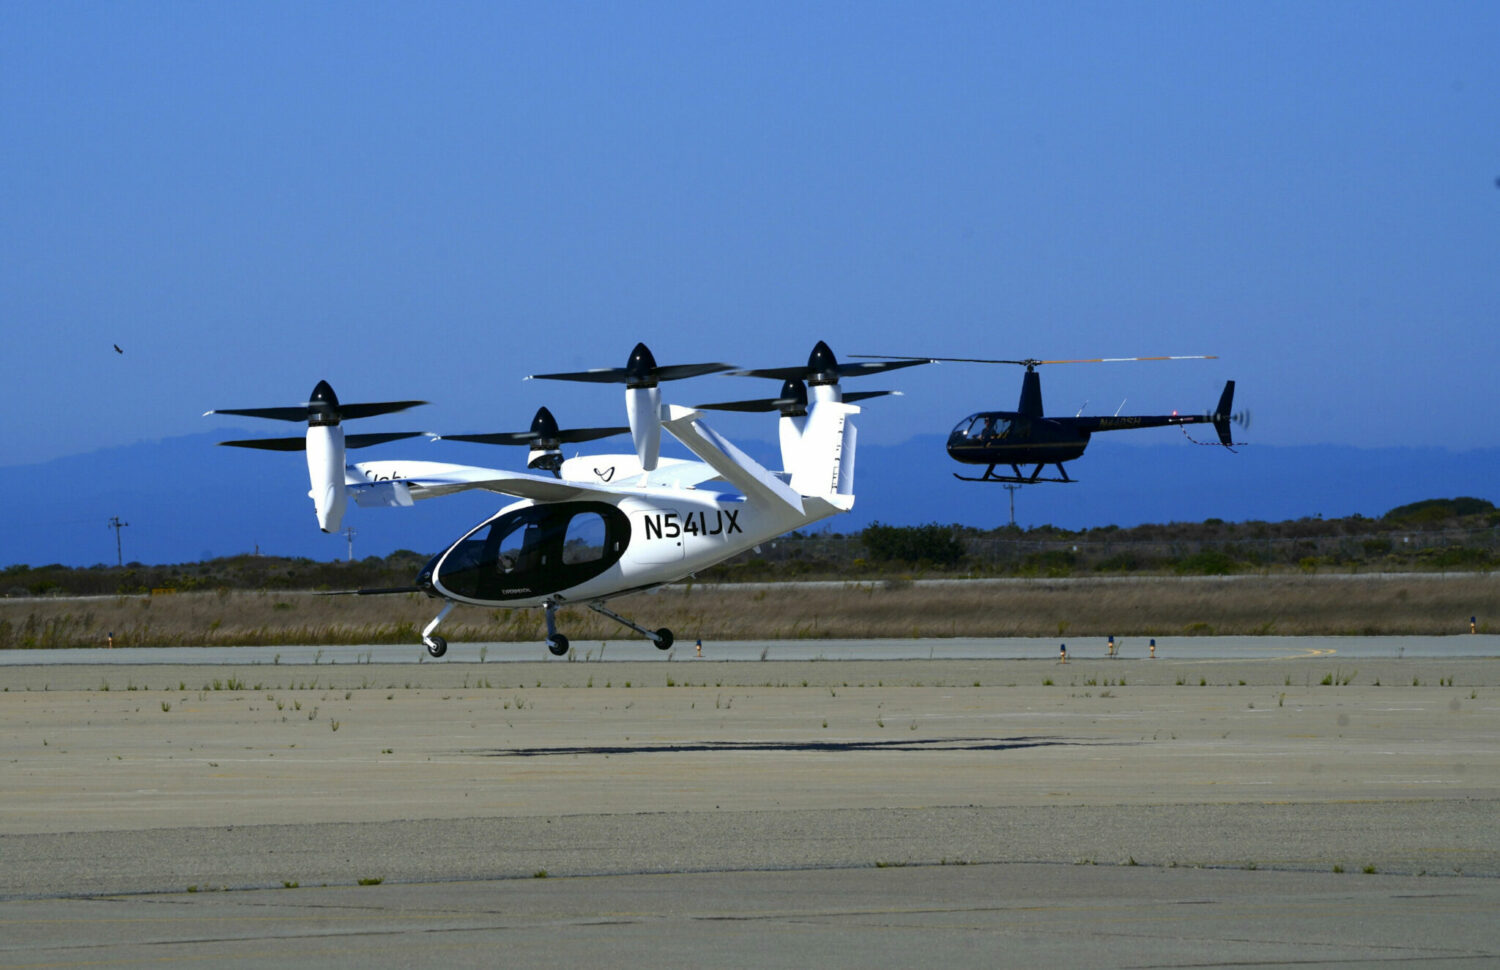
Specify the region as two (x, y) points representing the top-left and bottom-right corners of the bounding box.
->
(2, 646), (1498, 968)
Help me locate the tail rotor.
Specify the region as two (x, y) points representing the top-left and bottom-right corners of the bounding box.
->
(1207, 380), (1251, 449)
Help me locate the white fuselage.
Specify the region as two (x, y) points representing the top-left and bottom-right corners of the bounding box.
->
(425, 487), (835, 609)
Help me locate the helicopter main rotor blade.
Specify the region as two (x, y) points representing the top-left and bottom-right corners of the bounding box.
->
(1037, 355), (1219, 364)
(852, 354), (1217, 366)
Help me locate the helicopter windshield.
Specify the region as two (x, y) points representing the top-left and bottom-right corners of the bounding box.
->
(434, 501), (630, 601)
(953, 414), (1010, 439)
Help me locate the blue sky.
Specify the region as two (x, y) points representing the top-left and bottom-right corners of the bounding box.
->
(4, 1), (1498, 470)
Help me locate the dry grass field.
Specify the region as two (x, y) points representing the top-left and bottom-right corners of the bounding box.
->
(3, 573), (1496, 648)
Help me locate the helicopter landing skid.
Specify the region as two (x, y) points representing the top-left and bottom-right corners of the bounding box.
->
(954, 463), (1075, 484)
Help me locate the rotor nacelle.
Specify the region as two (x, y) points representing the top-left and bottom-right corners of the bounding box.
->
(528, 342), (733, 472)
(208, 381), (426, 532)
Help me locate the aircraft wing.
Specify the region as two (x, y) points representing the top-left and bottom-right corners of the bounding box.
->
(559, 454), (725, 491)
(348, 460), (616, 506)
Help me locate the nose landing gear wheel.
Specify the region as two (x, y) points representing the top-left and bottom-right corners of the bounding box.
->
(547, 634), (570, 657)
(654, 628), (674, 650)
(425, 636), (447, 658)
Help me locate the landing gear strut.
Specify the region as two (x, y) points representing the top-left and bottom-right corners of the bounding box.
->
(539, 600), (674, 655)
(423, 601), (454, 658)
(954, 462), (1074, 484)
(590, 603), (673, 650)
(544, 600), (570, 657)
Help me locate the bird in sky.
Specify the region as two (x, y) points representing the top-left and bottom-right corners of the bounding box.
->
(113, 344), (123, 354)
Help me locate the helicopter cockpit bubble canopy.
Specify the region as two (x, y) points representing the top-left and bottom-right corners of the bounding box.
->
(423, 501), (631, 603)
(952, 414), (1013, 438)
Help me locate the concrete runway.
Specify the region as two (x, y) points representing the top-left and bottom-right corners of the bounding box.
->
(3, 646), (1499, 967)
(5, 632), (1499, 664)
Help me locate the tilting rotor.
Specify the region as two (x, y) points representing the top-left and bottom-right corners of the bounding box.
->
(206, 381), (428, 532)
(434, 406), (629, 476)
(731, 340), (927, 404)
(696, 378), (901, 417)
(528, 342), (733, 471)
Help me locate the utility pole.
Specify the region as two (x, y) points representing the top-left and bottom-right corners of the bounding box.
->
(107, 516), (130, 566)
(343, 526), (356, 562)
(1002, 484), (1020, 528)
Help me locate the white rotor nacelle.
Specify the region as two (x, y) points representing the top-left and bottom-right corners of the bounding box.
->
(306, 424), (347, 532)
(625, 385), (662, 471)
(208, 380), (426, 534)
(528, 342), (733, 476)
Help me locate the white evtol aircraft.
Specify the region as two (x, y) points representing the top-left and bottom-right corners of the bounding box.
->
(208, 342), (923, 658)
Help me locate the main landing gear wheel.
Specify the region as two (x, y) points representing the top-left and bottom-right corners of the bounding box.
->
(425, 636), (447, 659)
(585, 603), (673, 655)
(547, 634), (570, 657)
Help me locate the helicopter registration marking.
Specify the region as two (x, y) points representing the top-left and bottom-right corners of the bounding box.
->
(643, 510), (742, 541)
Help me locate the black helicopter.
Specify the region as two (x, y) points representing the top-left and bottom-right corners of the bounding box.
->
(857, 354), (1246, 484)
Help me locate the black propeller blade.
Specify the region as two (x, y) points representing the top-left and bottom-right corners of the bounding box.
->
(528, 342), (734, 388)
(217, 430), (427, 451)
(215, 436), (309, 452)
(697, 379), (809, 414)
(208, 381), (428, 451)
(732, 340), (929, 385)
(207, 380), (427, 426)
(437, 406), (629, 447)
(697, 379), (901, 415)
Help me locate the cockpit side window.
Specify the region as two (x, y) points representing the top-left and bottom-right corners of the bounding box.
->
(491, 519), (529, 573)
(562, 511), (607, 564)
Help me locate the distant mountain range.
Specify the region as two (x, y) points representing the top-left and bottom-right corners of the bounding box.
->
(3, 429), (1496, 566)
